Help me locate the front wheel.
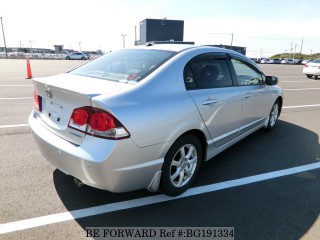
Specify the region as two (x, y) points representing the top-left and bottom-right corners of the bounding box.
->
(160, 135), (202, 196)
(264, 100), (280, 131)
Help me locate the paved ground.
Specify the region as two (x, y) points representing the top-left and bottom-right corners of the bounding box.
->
(1, 59), (320, 240)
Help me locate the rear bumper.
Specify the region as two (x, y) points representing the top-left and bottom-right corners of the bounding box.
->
(303, 68), (320, 75)
(28, 110), (165, 193)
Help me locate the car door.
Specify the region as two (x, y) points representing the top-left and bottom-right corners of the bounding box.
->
(185, 53), (243, 148)
(75, 53), (82, 59)
(229, 56), (271, 133)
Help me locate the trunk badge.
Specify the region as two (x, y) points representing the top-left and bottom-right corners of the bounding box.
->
(46, 88), (53, 98)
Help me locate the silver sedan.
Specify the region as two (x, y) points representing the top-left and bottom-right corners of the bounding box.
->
(66, 52), (89, 60)
(29, 44), (283, 196)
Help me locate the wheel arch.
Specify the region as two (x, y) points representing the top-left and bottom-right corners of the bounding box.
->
(276, 96), (283, 116)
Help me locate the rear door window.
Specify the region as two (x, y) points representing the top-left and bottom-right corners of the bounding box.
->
(184, 53), (233, 90)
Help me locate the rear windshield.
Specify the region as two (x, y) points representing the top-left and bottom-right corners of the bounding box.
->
(70, 49), (175, 84)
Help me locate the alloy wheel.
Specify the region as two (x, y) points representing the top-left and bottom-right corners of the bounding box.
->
(169, 144), (198, 187)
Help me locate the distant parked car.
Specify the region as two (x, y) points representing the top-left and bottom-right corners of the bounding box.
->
(269, 59), (281, 64)
(301, 59), (312, 65)
(303, 59), (320, 80)
(260, 59), (271, 64)
(287, 59), (302, 64)
(281, 59), (299, 64)
(250, 58), (259, 63)
(66, 52), (89, 60)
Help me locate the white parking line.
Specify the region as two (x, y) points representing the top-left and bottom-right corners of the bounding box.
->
(277, 76), (305, 78)
(1, 162), (320, 234)
(0, 124), (29, 129)
(283, 104), (320, 109)
(281, 80), (314, 83)
(0, 97), (32, 100)
(284, 88), (320, 91)
(0, 85), (33, 87)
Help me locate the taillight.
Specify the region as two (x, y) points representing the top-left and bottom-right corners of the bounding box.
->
(33, 90), (42, 111)
(68, 107), (130, 139)
(90, 112), (115, 131)
(304, 64), (309, 68)
(71, 108), (89, 126)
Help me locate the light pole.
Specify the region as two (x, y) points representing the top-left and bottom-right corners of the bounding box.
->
(78, 42), (82, 52)
(122, 34), (127, 48)
(230, 33), (234, 49)
(300, 39), (304, 53)
(0, 17), (8, 58)
(293, 44), (298, 59)
(310, 49), (313, 60)
(290, 43), (293, 58)
(134, 26), (137, 44)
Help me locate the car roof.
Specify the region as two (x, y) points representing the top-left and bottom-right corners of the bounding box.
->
(127, 43), (243, 56)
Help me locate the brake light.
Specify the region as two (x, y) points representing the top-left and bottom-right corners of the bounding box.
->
(33, 90), (42, 111)
(90, 112), (115, 131)
(71, 108), (89, 126)
(68, 107), (130, 139)
(304, 64), (308, 68)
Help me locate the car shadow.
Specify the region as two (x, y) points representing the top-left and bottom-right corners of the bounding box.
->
(197, 119), (320, 184)
(53, 120), (320, 240)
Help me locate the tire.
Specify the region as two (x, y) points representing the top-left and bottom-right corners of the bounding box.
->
(160, 135), (202, 196)
(81, 57), (85, 60)
(306, 74), (313, 79)
(66, 56), (70, 60)
(315, 75), (318, 80)
(264, 100), (280, 131)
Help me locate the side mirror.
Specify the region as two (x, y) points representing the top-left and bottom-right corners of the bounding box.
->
(265, 76), (278, 85)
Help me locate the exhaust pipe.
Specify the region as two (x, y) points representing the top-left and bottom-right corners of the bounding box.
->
(74, 178), (83, 187)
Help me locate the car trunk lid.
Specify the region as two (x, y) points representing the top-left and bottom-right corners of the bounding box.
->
(32, 73), (131, 145)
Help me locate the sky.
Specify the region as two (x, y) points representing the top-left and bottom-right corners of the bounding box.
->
(1, 0), (320, 57)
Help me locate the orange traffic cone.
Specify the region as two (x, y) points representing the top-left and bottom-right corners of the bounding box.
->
(26, 56), (32, 79)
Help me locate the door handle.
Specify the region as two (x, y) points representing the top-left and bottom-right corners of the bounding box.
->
(202, 99), (218, 105)
(243, 93), (253, 99)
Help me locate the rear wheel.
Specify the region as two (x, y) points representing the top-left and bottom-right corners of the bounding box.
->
(66, 56), (70, 60)
(160, 135), (202, 196)
(264, 100), (280, 131)
(306, 74), (312, 79)
(315, 75), (318, 80)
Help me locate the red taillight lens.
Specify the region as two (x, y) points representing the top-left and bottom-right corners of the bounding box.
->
(90, 112), (115, 131)
(71, 109), (89, 126)
(33, 90), (42, 111)
(68, 107), (129, 139)
(304, 64), (308, 68)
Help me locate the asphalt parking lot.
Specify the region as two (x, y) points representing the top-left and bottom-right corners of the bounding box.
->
(1, 59), (320, 240)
